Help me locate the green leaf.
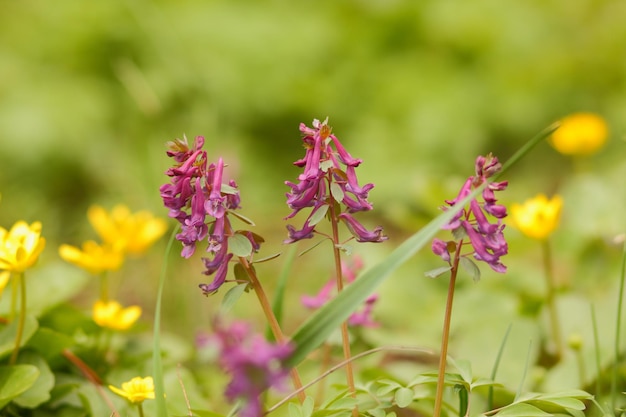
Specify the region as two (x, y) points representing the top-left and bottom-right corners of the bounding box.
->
(229, 233), (253, 257)
(0, 315), (39, 359)
(0, 263), (90, 317)
(330, 182), (345, 203)
(424, 265), (452, 279)
(449, 358), (473, 386)
(494, 403), (552, 417)
(220, 283), (248, 313)
(14, 350), (55, 408)
(459, 256), (481, 282)
(308, 204), (329, 227)
(455, 384), (469, 417)
(228, 209), (256, 226)
(394, 387), (414, 408)
(26, 327), (74, 361)
(0, 364), (40, 409)
(189, 410), (226, 417)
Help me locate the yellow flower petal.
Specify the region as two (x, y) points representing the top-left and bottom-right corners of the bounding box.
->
(109, 376), (155, 404)
(550, 113), (608, 156)
(0, 221), (45, 273)
(510, 194), (563, 240)
(88, 204), (167, 255)
(93, 300), (142, 330)
(59, 241), (123, 275)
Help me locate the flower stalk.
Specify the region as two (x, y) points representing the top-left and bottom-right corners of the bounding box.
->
(10, 272), (26, 365)
(328, 194), (357, 411)
(433, 241), (463, 417)
(542, 238), (563, 359)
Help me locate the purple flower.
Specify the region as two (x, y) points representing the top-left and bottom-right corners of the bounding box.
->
(211, 320), (293, 417)
(160, 136), (261, 294)
(434, 153), (508, 273)
(285, 118), (386, 244)
(339, 213), (388, 243)
(301, 256), (379, 328)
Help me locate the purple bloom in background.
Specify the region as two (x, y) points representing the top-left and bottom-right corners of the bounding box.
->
(210, 320), (293, 417)
(285, 118), (387, 244)
(160, 136), (260, 294)
(434, 153), (509, 273)
(301, 256), (379, 328)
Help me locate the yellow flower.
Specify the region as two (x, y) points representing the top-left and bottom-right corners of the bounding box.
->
(59, 241), (124, 275)
(0, 221), (46, 273)
(550, 113), (608, 155)
(109, 376), (155, 404)
(93, 300), (141, 330)
(510, 194), (563, 240)
(88, 205), (167, 255)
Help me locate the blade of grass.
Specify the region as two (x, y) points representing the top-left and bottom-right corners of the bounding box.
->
(153, 228), (177, 417)
(515, 340), (533, 401)
(611, 240), (626, 411)
(590, 304), (602, 399)
(266, 245), (297, 341)
(487, 323), (513, 411)
(287, 124), (555, 368)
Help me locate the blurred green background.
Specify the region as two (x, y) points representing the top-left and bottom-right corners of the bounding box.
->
(1, 0), (625, 398)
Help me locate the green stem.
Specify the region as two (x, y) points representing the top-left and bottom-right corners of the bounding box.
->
(590, 304), (602, 398)
(153, 228), (177, 417)
(100, 271), (109, 303)
(137, 403), (145, 417)
(433, 242), (463, 417)
(10, 272), (17, 320)
(542, 239), (563, 359)
(327, 197), (357, 415)
(611, 239), (626, 412)
(10, 272), (26, 365)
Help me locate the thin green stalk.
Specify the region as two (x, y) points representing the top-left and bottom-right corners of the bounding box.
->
(515, 340), (533, 401)
(590, 304), (602, 398)
(487, 323), (512, 411)
(10, 272), (26, 365)
(100, 271), (109, 303)
(153, 229), (177, 417)
(611, 240), (626, 411)
(542, 239), (562, 359)
(10, 272), (17, 320)
(433, 241), (463, 417)
(327, 196), (357, 415)
(137, 403), (145, 417)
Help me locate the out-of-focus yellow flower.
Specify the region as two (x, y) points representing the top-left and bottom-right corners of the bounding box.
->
(109, 376), (155, 404)
(59, 241), (124, 275)
(93, 300), (141, 330)
(0, 221), (46, 273)
(510, 194), (563, 240)
(88, 205), (167, 255)
(550, 113), (608, 155)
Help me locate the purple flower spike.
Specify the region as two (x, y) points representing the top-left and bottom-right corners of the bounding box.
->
(211, 320), (293, 417)
(161, 137), (261, 295)
(285, 118), (385, 244)
(433, 153), (508, 274)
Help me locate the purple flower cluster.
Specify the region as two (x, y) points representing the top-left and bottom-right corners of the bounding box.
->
(160, 136), (258, 294)
(301, 256), (378, 327)
(432, 154), (508, 273)
(211, 320), (293, 417)
(285, 118), (387, 244)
